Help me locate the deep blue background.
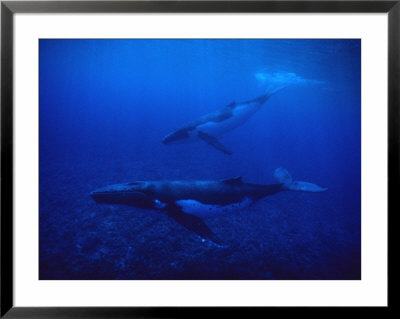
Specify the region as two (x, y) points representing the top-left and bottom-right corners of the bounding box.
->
(39, 39), (361, 280)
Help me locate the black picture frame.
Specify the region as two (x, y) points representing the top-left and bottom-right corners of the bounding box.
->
(1, 1), (396, 317)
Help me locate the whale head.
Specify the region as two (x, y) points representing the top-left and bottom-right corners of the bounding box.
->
(91, 181), (155, 208)
(162, 128), (190, 144)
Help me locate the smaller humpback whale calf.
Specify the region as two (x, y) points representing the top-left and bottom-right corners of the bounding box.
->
(91, 168), (327, 246)
(162, 71), (322, 155)
(162, 92), (275, 155)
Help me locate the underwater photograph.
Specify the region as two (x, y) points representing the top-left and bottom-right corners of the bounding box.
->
(39, 39), (361, 280)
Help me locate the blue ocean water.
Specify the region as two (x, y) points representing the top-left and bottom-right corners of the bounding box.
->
(39, 39), (361, 280)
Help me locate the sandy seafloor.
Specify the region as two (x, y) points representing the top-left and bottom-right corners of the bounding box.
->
(39, 39), (361, 280)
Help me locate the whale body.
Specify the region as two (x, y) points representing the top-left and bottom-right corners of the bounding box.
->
(91, 168), (327, 246)
(162, 93), (273, 155)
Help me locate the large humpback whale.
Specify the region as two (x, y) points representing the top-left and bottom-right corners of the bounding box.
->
(91, 168), (327, 246)
(162, 92), (277, 155)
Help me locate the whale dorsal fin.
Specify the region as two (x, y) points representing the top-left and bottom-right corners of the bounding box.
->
(226, 101), (236, 108)
(221, 176), (242, 185)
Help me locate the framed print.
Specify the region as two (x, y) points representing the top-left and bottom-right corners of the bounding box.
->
(1, 1), (396, 317)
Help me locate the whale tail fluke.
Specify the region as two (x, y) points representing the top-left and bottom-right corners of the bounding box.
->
(273, 167), (328, 192)
(255, 71), (297, 96)
(255, 71), (324, 99)
(264, 81), (288, 97)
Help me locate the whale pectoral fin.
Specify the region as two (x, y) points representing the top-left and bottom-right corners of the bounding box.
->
(166, 204), (226, 247)
(198, 131), (232, 155)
